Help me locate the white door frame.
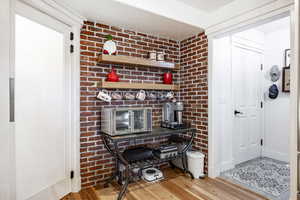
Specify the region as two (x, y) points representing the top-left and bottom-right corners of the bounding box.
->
(4, 0), (84, 198)
(207, 3), (297, 200)
(0, 0), (16, 199)
(289, 0), (299, 198)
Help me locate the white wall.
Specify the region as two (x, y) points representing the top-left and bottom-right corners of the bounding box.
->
(262, 21), (290, 162)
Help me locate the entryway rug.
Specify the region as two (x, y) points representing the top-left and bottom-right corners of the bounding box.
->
(220, 157), (290, 200)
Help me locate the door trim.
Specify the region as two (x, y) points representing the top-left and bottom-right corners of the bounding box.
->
(207, 3), (294, 181)
(10, 0), (84, 196)
(208, 5), (297, 200)
(289, 3), (299, 199)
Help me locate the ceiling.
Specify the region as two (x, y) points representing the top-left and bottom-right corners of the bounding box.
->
(178, 0), (235, 12)
(58, 0), (204, 40)
(56, 0), (281, 40)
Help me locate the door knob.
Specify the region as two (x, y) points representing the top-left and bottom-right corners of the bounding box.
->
(234, 110), (243, 115)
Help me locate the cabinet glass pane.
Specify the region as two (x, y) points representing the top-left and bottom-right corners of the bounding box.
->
(133, 110), (144, 130)
(115, 111), (130, 132)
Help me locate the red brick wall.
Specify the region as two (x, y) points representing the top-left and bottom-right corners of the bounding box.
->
(180, 32), (209, 172)
(80, 21), (181, 188)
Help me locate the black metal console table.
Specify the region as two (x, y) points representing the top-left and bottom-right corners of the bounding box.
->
(100, 127), (196, 200)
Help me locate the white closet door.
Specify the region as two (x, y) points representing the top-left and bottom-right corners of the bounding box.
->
(232, 44), (263, 165)
(15, 4), (72, 200)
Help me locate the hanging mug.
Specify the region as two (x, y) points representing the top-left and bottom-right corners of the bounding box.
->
(148, 92), (157, 100)
(136, 90), (146, 101)
(111, 91), (122, 100)
(124, 92), (135, 100)
(158, 92), (166, 101)
(97, 89), (111, 102)
(166, 91), (174, 99)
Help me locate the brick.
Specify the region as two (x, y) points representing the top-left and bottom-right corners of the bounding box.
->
(79, 21), (205, 189)
(96, 23), (109, 29)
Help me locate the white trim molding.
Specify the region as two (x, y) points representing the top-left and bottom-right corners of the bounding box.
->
(13, 0), (84, 194)
(207, 5), (296, 200)
(205, 0), (294, 36)
(289, 1), (299, 199)
(19, 0), (85, 26)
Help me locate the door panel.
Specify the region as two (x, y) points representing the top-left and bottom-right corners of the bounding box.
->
(233, 44), (263, 165)
(15, 12), (71, 200)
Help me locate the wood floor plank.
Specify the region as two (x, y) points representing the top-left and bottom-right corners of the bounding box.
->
(216, 178), (268, 200)
(206, 178), (267, 200)
(129, 184), (159, 200)
(160, 179), (202, 200)
(173, 176), (217, 200)
(143, 182), (180, 200)
(79, 187), (99, 200)
(62, 168), (268, 200)
(191, 178), (242, 200)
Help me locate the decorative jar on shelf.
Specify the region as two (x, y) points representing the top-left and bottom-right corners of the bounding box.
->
(107, 68), (119, 82)
(163, 72), (173, 84)
(103, 35), (116, 55)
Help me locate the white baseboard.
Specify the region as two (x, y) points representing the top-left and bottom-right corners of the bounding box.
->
(208, 164), (219, 178)
(220, 160), (235, 172)
(0, 185), (10, 200)
(210, 160), (235, 178)
(262, 149), (289, 162)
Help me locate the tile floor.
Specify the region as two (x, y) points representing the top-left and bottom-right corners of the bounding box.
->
(220, 157), (290, 200)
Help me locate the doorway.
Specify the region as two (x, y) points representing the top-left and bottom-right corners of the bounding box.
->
(15, 3), (73, 200)
(210, 16), (291, 200)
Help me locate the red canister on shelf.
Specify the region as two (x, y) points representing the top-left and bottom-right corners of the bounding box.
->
(107, 68), (119, 82)
(163, 72), (173, 84)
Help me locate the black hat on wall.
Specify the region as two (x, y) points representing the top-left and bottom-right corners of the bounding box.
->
(269, 84), (279, 99)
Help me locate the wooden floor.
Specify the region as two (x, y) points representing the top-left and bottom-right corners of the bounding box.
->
(62, 169), (268, 200)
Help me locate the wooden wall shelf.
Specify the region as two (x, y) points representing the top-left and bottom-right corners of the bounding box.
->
(98, 55), (180, 71)
(99, 81), (180, 91)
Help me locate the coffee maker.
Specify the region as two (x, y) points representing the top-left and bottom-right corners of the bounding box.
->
(162, 102), (186, 129)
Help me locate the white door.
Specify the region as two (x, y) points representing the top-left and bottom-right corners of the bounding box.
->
(232, 44), (263, 165)
(15, 4), (72, 200)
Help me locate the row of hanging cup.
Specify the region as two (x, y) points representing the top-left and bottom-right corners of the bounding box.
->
(97, 90), (175, 102)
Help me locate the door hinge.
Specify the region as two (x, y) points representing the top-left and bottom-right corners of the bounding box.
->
(70, 170), (74, 179)
(260, 139), (263, 146)
(260, 64), (263, 71)
(70, 32), (74, 41)
(260, 101), (263, 108)
(70, 44), (74, 53)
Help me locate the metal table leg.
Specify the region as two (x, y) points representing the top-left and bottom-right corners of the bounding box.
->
(101, 135), (117, 187)
(181, 131), (196, 179)
(113, 141), (130, 200)
(117, 166), (130, 200)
